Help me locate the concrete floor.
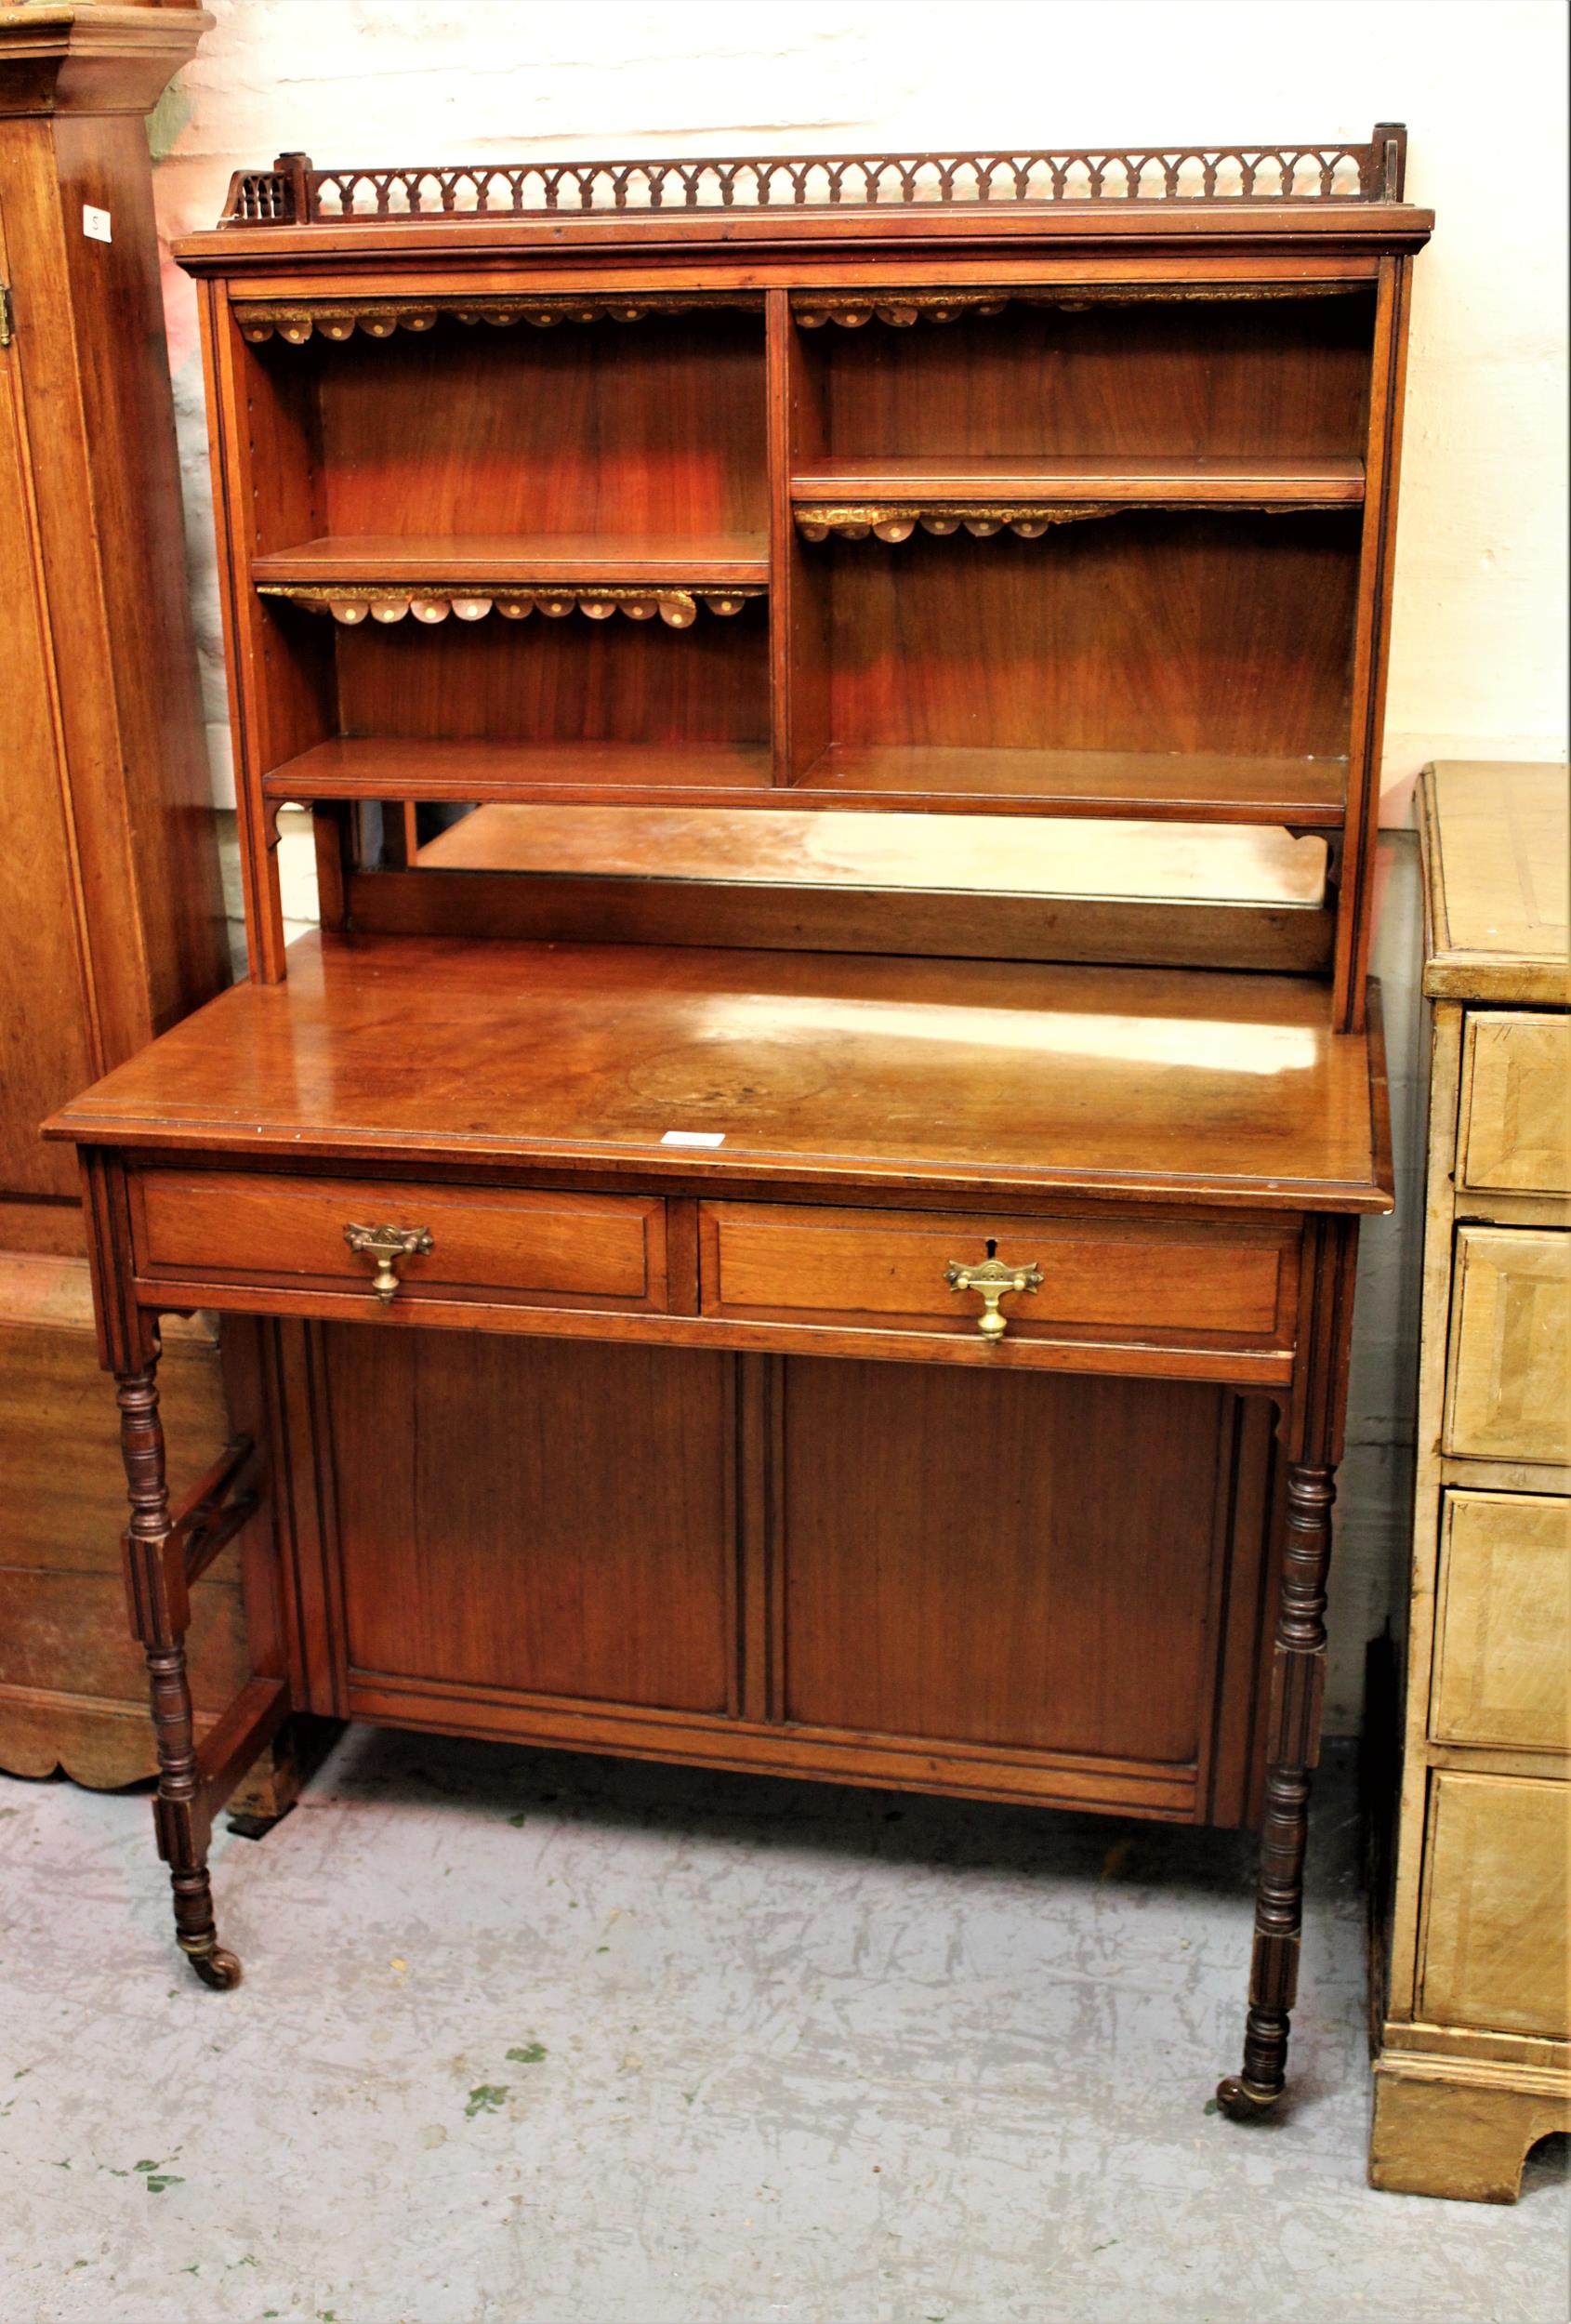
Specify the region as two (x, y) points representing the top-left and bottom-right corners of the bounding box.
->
(1, 1735), (1564, 2324)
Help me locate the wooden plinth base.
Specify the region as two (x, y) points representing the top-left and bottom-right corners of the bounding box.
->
(1370, 2058), (1571, 2203)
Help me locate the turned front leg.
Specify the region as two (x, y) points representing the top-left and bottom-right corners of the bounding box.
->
(1218, 1459), (1334, 2118)
(117, 1361), (241, 1990)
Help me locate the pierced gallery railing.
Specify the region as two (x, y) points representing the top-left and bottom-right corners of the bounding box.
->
(224, 130), (1406, 227)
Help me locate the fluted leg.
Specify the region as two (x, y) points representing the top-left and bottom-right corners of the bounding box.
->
(118, 1361), (241, 1989)
(1217, 1459), (1334, 2117)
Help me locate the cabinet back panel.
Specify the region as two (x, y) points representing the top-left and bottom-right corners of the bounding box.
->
(816, 296), (1375, 460)
(331, 594), (770, 744)
(313, 314), (767, 537)
(324, 1327), (733, 1714)
(824, 517), (1356, 759)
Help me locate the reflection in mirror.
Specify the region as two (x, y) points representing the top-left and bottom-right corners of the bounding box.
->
(410, 803), (1328, 908)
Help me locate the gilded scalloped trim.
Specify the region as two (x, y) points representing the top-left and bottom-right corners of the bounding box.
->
(256, 582), (764, 627)
(237, 291), (762, 344)
(790, 284), (1359, 327)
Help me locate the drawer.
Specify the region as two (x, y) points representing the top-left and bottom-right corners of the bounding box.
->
(1431, 1490), (1571, 1751)
(1458, 1012), (1570, 1197)
(1419, 1772), (1571, 2038)
(1444, 1227), (1569, 1464)
(131, 1171), (667, 1314)
(697, 1203), (1299, 1349)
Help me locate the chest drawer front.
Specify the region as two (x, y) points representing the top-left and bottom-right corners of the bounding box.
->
(1419, 1773), (1571, 2039)
(132, 1171), (667, 1312)
(1459, 1012), (1571, 1197)
(1431, 1490), (1571, 1753)
(698, 1203), (1298, 1349)
(1444, 1227), (1570, 1465)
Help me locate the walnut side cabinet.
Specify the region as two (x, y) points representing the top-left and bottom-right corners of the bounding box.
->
(1370, 762), (1571, 2200)
(46, 131), (1431, 2119)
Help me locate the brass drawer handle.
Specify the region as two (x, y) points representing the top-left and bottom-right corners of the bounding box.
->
(344, 1222), (434, 1304)
(945, 1253), (1044, 1340)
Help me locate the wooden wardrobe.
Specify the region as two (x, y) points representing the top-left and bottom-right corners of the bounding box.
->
(0, 0), (247, 1790)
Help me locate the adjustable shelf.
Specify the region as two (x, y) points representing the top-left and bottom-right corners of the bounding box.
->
(789, 746), (1347, 825)
(790, 455), (1365, 538)
(261, 737), (1345, 826)
(263, 738), (773, 805)
(254, 534), (769, 625)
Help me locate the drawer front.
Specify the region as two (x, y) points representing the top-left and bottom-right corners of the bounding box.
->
(1459, 1012), (1570, 1197)
(1431, 1490), (1571, 1752)
(698, 1203), (1298, 1350)
(1419, 1772), (1571, 2038)
(132, 1171), (667, 1313)
(1445, 1227), (1570, 1464)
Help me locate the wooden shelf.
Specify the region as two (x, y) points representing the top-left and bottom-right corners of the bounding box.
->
(253, 533), (771, 589)
(793, 746), (1347, 826)
(790, 455), (1366, 508)
(263, 739), (775, 806)
(262, 739), (1346, 826)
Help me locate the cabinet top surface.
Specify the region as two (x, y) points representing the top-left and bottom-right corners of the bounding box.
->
(46, 934), (1390, 1212)
(1421, 762), (1571, 1004)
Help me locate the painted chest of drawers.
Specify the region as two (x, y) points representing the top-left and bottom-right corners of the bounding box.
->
(1371, 760), (1571, 2200)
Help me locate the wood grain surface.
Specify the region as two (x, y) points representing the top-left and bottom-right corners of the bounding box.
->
(47, 931), (1389, 1210)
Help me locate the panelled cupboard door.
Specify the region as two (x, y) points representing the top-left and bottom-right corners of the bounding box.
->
(323, 1327), (733, 1715)
(778, 1360), (1238, 1767)
(1419, 1773), (1571, 2039)
(1444, 1228), (1570, 1466)
(1457, 1013), (1570, 1196)
(0, 193), (94, 1205)
(1431, 1491), (1571, 1753)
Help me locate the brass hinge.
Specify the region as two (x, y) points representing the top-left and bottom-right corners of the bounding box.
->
(0, 283), (12, 349)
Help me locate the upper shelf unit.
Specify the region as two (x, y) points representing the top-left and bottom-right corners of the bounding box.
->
(231, 276), (1369, 817)
(184, 131), (1427, 998)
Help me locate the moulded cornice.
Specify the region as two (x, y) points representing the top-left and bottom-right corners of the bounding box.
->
(0, 3), (212, 119)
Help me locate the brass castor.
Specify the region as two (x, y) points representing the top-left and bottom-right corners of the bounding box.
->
(183, 1942), (243, 1990)
(1215, 2074), (1282, 2120)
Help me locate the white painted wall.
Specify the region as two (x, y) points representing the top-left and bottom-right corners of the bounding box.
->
(147, 1), (1567, 1732)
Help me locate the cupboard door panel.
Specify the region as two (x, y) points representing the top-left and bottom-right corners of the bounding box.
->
(779, 1360), (1230, 1765)
(324, 1327), (733, 1714)
(1431, 1490), (1571, 1753)
(1419, 1774), (1571, 2038)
